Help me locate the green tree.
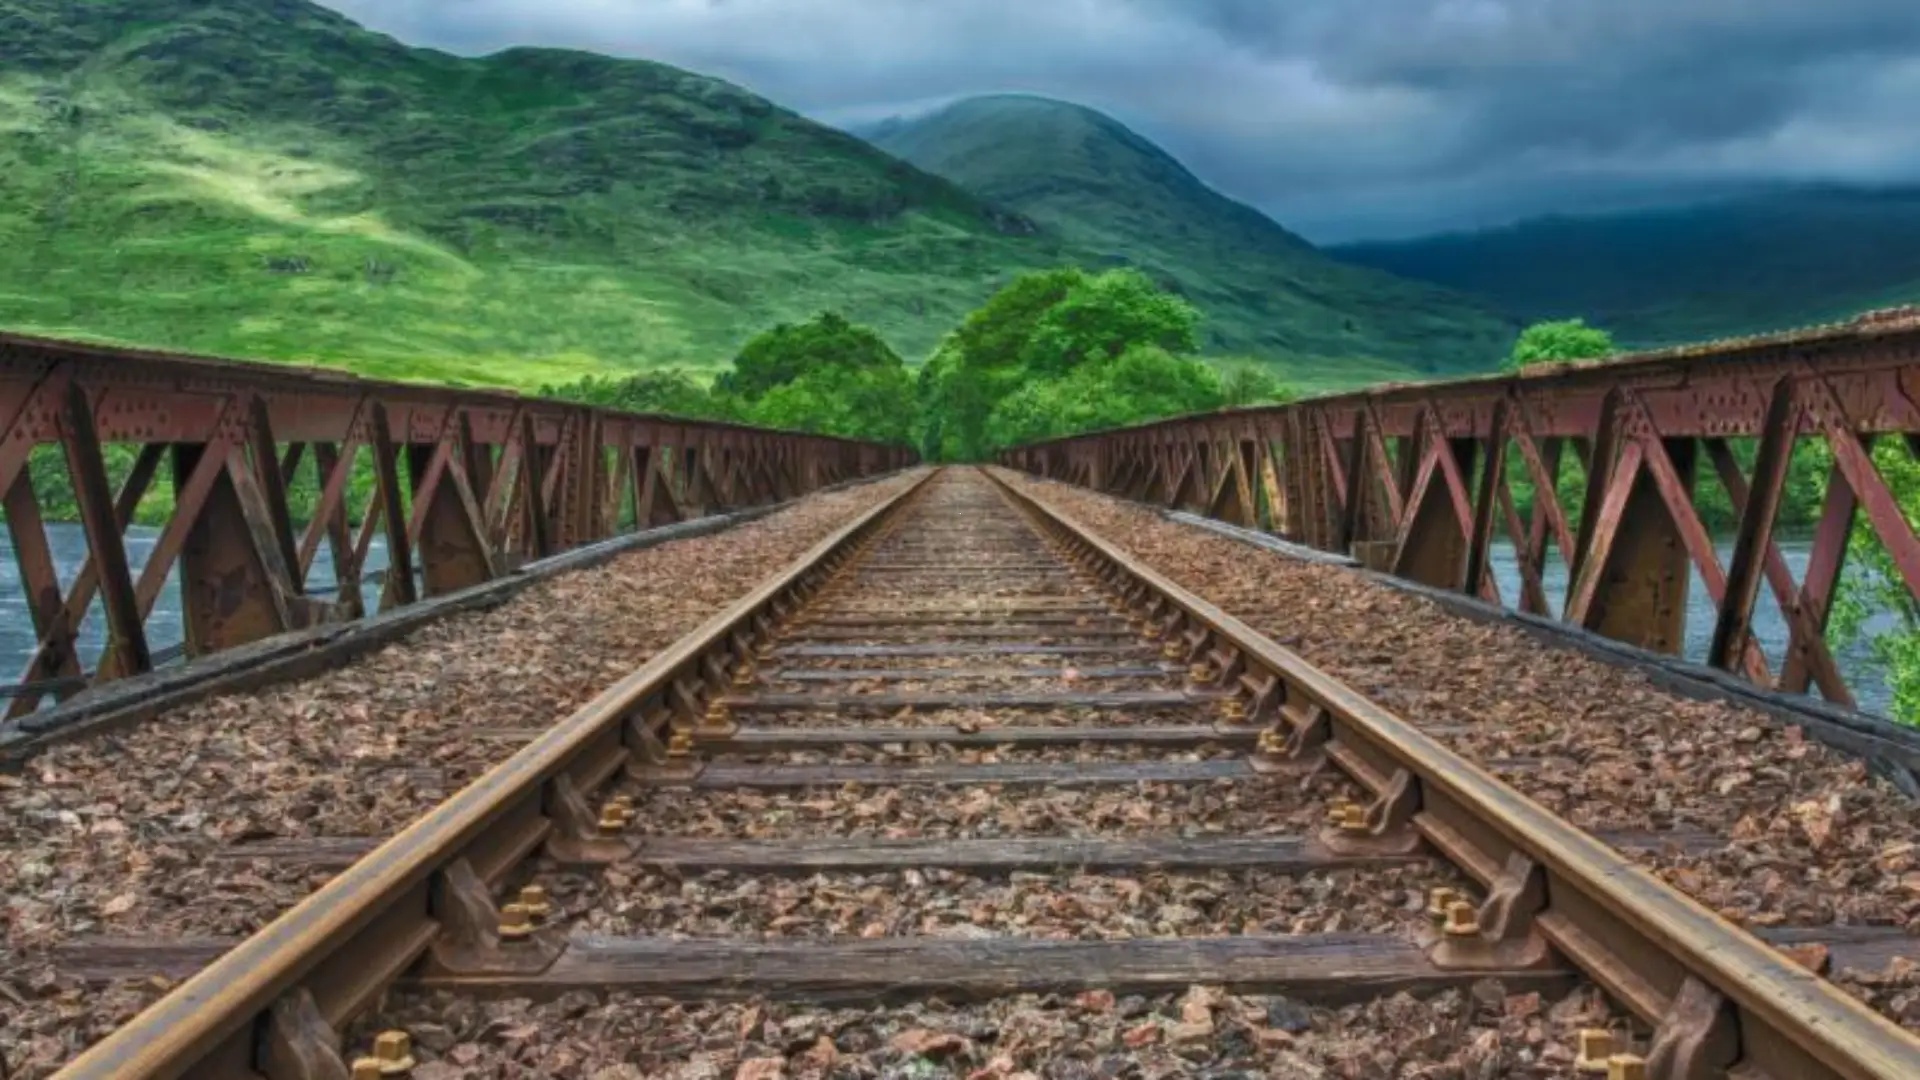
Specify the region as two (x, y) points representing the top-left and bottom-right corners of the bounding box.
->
(1215, 361), (1296, 408)
(1020, 269), (1200, 375)
(1830, 440), (1920, 725)
(749, 362), (917, 444)
(1496, 318), (1618, 528)
(542, 313), (918, 444)
(984, 345), (1226, 449)
(713, 311), (916, 443)
(542, 368), (734, 420)
(717, 312), (904, 401)
(919, 268), (1208, 460)
(1505, 318), (1616, 372)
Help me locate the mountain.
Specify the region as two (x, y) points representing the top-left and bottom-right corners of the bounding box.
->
(860, 94), (1518, 384)
(1330, 186), (1920, 347)
(0, 0), (1055, 386)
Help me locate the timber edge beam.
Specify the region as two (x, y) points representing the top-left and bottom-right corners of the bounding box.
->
(998, 313), (1920, 720)
(0, 331), (916, 713)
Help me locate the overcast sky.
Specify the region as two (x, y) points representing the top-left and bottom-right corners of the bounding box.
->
(320, 0), (1920, 242)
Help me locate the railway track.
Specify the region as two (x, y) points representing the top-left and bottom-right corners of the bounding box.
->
(46, 468), (1920, 1078)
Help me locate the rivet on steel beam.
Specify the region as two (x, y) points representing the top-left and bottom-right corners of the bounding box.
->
(498, 903), (535, 942)
(1426, 887), (1458, 924)
(1606, 1055), (1647, 1080)
(1574, 1029), (1614, 1074)
(1441, 900), (1481, 938)
(372, 1030), (416, 1074)
(518, 884), (553, 921)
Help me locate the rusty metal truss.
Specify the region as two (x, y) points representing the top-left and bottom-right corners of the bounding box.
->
(1001, 318), (1920, 713)
(0, 332), (913, 713)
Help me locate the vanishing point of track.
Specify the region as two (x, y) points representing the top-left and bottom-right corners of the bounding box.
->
(53, 468), (1920, 1079)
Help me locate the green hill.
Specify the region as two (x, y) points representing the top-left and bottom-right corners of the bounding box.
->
(1330, 186), (1920, 347)
(861, 94), (1518, 386)
(0, 4), (1515, 391)
(0, 0), (1056, 385)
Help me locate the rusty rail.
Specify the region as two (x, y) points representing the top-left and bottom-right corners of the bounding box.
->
(0, 332), (914, 712)
(991, 468), (1920, 1080)
(998, 318), (1920, 713)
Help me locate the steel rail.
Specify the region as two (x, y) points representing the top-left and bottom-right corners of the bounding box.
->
(988, 467), (1920, 1080)
(52, 469), (936, 1080)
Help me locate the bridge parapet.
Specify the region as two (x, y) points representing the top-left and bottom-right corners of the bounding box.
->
(1001, 316), (1920, 713)
(0, 332), (913, 714)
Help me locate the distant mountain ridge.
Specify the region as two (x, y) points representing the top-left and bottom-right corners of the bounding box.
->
(860, 94), (1519, 382)
(1330, 185), (1920, 347)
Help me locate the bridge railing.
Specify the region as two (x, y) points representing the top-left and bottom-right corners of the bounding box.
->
(1001, 316), (1920, 715)
(0, 332), (914, 714)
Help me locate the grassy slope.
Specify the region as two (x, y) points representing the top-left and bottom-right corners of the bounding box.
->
(863, 95), (1518, 381)
(1330, 186), (1920, 348)
(0, 0), (1058, 386)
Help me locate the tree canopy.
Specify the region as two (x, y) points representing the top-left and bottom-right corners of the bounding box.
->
(542, 368), (735, 421)
(716, 312), (906, 401)
(918, 268), (1248, 459)
(546, 311), (918, 444)
(545, 271), (1295, 459)
(1505, 318), (1617, 371)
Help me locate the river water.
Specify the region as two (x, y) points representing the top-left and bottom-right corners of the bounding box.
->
(0, 523), (1899, 717)
(1, 523), (394, 692)
(1482, 537), (1893, 717)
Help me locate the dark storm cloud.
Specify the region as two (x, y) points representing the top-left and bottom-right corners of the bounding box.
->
(318, 0), (1920, 240)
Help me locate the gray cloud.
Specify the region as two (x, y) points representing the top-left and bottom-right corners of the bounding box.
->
(317, 0), (1920, 240)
